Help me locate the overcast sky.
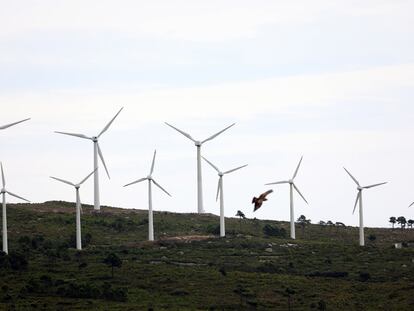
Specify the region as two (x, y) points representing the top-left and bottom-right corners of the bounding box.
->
(1, 1), (414, 227)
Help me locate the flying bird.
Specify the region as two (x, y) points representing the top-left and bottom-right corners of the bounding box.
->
(252, 190), (273, 212)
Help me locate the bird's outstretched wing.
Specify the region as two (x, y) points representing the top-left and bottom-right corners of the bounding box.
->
(258, 189), (273, 200)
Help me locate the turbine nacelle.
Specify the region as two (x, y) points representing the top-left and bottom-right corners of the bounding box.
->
(147, 175), (152, 180)
(288, 179), (294, 184)
(92, 136), (98, 142)
(194, 141), (202, 147)
(357, 186), (363, 191)
(218, 172), (224, 177)
(1, 188), (6, 194)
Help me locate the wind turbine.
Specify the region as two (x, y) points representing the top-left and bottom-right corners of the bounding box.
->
(124, 150), (171, 241)
(165, 122), (235, 214)
(50, 170), (95, 250)
(265, 156), (308, 239)
(1, 163), (30, 254)
(203, 157), (247, 237)
(0, 118), (30, 130)
(55, 107), (123, 211)
(344, 167), (387, 246)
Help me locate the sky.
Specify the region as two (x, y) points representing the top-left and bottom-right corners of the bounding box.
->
(1, 0), (414, 227)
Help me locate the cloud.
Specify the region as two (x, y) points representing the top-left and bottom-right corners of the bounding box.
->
(1, 1), (412, 41)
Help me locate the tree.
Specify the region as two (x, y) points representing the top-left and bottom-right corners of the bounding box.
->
(103, 253), (122, 278)
(235, 210), (246, 231)
(368, 234), (376, 243)
(389, 217), (396, 229)
(297, 215), (311, 236)
(397, 216), (407, 230)
(318, 221), (326, 226)
(284, 287), (295, 311)
(408, 219), (414, 229)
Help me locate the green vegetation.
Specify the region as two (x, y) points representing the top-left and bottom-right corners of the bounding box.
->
(1, 201), (414, 310)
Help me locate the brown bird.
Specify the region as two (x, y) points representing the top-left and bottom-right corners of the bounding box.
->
(252, 189), (273, 212)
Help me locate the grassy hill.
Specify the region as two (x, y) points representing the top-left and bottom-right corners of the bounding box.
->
(1, 201), (414, 310)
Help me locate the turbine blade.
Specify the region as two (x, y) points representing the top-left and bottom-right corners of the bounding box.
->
(409, 202), (414, 208)
(292, 156), (303, 179)
(293, 183), (308, 204)
(97, 143), (110, 179)
(201, 123), (235, 144)
(265, 181), (289, 185)
(165, 122), (196, 142)
(150, 150), (157, 175)
(55, 131), (92, 140)
(78, 192), (83, 214)
(98, 107), (124, 138)
(343, 167), (360, 186)
(0, 118), (30, 130)
(78, 169), (97, 185)
(50, 176), (75, 186)
(152, 179), (171, 197)
(363, 182), (387, 189)
(6, 191), (30, 202)
(1, 162), (5, 188)
(352, 192), (361, 214)
(216, 178), (221, 202)
(124, 177), (147, 187)
(223, 164), (248, 175)
(202, 156), (220, 173)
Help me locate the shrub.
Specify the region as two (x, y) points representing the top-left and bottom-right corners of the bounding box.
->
(8, 252), (28, 271)
(206, 224), (220, 235)
(307, 271), (348, 278)
(359, 272), (371, 282)
(263, 224), (287, 238)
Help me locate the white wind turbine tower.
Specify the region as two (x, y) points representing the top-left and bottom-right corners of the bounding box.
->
(203, 157), (247, 237)
(1, 163), (30, 254)
(0, 118), (30, 131)
(50, 170), (95, 250)
(344, 168), (387, 246)
(165, 122), (235, 214)
(265, 156), (308, 239)
(124, 150), (171, 241)
(55, 107), (123, 211)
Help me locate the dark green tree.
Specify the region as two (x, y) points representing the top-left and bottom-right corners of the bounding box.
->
(389, 216), (396, 229)
(103, 253), (122, 278)
(235, 210), (246, 230)
(407, 219), (414, 229)
(397, 216), (407, 230)
(284, 287), (295, 311)
(297, 215), (311, 236)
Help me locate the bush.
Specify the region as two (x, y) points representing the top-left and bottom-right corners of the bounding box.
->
(359, 272), (371, 282)
(263, 224), (287, 238)
(257, 262), (280, 274)
(206, 224), (220, 235)
(0, 252), (29, 271)
(307, 271), (348, 278)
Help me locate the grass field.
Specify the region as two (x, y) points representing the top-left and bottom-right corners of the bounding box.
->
(1, 201), (414, 310)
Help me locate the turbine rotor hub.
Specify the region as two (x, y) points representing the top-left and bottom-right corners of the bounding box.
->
(195, 141), (201, 147)
(289, 179), (293, 184)
(357, 186), (363, 191)
(147, 175), (152, 180)
(92, 136), (98, 142)
(218, 172), (224, 177)
(0, 188), (5, 193)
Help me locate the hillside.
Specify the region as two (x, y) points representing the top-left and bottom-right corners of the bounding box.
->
(1, 201), (414, 310)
